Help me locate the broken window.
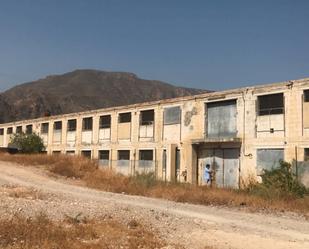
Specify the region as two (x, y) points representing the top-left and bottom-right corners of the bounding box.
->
(305, 149), (309, 161)
(304, 90), (309, 102)
(16, 126), (22, 134)
(7, 127), (13, 135)
(0, 128), (4, 136)
(41, 123), (49, 134)
(99, 115), (111, 129)
(118, 112), (131, 123)
(164, 106), (181, 125)
(256, 149), (284, 175)
(258, 93), (284, 115)
(67, 119), (76, 131)
(118, 150), (130, 160)
(207, 100), (237, 138)
(140, 110), (154, 126)
(26, 125), (33, 134)
(99, 150), (110, 160)
(81, 150), (91, 158)
(82, 117), (93, 131)
(54, 121), (62, 131)
(139, 150), (153, 161)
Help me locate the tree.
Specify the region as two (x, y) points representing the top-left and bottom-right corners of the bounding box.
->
(9, 132), (45, 154)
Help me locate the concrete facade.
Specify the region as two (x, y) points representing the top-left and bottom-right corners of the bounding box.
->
(1, 78), (309, 187)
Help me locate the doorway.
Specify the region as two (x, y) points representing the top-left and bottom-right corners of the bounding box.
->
(198, 148), (240, 188)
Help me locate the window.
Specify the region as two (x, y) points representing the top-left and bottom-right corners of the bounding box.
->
(139, 150), (153, 161)
(99, 115), (111, 129)
(99, 150), (110, 160)
(26, 125), (33, 134)
(52, 151), (61, 155)
(16, 126), (22, 134)
(256, 149), (284, 174)
(304, 90), (309, 102)
(0, 128), (4, 136)
(207, 100), (237, 138)
(164, 106), (181, 125)
(67, 119), (77, 131)
(54, 121), (62, 130)
(305, 149), (309, 161)
(41, 123), (49, 134)
(7, 127), (13, 134)
(118, 113), (131, 123)
(140, 110), (154, 125)
(82, 117), (93, 131)
(81, 150), (91, 158)
(66, 151), (75, 155)
(258, 93), (284, 115)
(118, 150), (130, 160)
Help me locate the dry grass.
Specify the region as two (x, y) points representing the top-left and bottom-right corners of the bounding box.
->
(0, 153), (308, 215)
(1, 185), (46, 200)
(0, 213), (165, 249)
(0, 153), (98, 178)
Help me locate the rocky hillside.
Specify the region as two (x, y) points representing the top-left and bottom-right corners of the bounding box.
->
(0, 70), (207, 123)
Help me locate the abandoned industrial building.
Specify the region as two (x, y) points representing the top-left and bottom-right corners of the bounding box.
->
(0, 77), (309, 188)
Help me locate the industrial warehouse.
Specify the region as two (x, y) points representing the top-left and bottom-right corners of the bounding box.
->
(0, 77), (309, 188)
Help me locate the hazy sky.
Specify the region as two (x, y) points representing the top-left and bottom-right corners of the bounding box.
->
(0, 0), (308, 92)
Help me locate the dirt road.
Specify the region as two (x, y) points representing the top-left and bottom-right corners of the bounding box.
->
(0, 161), (308, 249)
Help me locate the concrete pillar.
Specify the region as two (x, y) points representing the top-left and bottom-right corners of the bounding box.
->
(167, 144), (177, 182)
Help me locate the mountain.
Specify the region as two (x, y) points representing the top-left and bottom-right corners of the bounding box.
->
(0, 69), (208, 124)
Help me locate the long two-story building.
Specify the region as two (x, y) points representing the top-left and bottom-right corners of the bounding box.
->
(1, 77), (309, 188)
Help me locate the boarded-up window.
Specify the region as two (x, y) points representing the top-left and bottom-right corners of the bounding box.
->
(16, 126), (22, 134)
(100, 115), (111, 128)
(0, 128), (4, 135)
(139, 150), (153, 161)
(99, 150), (110, 160)
(81, 150), (91, 158)
(207, 100), (237, 138)
(82, 117), (93, 131)
(258, 93), (284, 115)
(54, 121), (62, 130)
(26, 125), (33, 134)
(256, 149), (284, 175)
(7, 127), (13, 134)
(304, 90), (309, 102)
(118, 150), (130, 160)
(140, 110), (154, 125)
(67, 119), (76, 131)
(164, 106), (181, 125)
(305, 149), (309, 161)
(119, 113), (131, 123)
(41, 123), (49, 134)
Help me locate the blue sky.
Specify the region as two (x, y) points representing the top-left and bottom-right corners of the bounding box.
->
(0, 0), (308, 91)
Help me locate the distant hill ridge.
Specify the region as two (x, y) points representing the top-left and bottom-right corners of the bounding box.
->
(0, 69), (208, 124)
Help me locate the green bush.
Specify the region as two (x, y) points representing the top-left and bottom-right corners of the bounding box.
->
(247, 161), (308, 198)
(9, 132), (45, 154)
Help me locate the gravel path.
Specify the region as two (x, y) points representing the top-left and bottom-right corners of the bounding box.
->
(0, 161), (308, 249)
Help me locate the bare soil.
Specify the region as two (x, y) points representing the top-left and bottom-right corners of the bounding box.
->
(0, 161), (308, 249)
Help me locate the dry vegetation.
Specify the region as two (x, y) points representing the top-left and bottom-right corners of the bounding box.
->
(0, 153), (308, 215)
(1, 185), (46, 200)
(0, 213), (165, 249)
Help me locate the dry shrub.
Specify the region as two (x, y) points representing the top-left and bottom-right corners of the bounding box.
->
(0, 213), (165, 249)
(4, 186), (45, 200)
(50, 155), (98, 178)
